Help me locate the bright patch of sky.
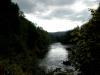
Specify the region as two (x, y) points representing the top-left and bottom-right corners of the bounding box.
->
(12, 0), (99, 32)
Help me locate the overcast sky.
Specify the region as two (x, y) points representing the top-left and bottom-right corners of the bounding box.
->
(12, 0), (99, 32)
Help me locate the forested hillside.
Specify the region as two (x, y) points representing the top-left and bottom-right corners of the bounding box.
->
(66, 5), (100, 75)
(49, 31), (66, 43)
(0, 0), (51, 75)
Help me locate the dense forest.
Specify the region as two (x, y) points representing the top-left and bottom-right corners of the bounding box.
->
(0, 0), (51, 75)
(62, 4), (100, 75)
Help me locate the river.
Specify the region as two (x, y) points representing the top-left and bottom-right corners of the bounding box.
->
(39, 42), (74, 72)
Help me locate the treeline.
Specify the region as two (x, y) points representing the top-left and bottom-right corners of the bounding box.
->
(49, 31), (66, 43)
(0, 0), (51, 75)
(49, 30), (74, 45)
(63, 5), (100, 75)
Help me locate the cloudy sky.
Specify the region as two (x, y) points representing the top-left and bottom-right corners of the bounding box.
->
(12, 0), (99, 32)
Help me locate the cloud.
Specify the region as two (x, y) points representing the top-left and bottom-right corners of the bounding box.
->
(12, 0), (35, 13)
(38, 0), (98, 22)
(12, 0), (98, 19)
(12, 0), (98, 15)
(67, 10), (91, 22)
(83, 0), (98, 6)
(12, 0), (77, 14)
(39, 0), (77, 6)
(41, 9), (91, 23)
(12, 0), (99, 32)
(40, 8), (74, 19)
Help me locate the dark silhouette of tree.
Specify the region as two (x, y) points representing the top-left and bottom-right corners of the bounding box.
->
(68, 5), (100, 75)
(0, 0), (51, 75)
(0, 0), (20, 54)
(0, 0), (20, 34)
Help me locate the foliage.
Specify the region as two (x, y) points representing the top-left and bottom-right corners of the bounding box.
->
(68, 5), (100, 75)
(0, 0), (51, 75)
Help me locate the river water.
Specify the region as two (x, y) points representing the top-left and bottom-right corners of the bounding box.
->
(39, 42), (74, 72)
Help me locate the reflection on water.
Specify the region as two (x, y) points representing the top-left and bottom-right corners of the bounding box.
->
(39, 42), (73, 72)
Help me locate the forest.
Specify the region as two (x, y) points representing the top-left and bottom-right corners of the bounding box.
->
(0, 0), (100, 75)
(62, 4), (100, 75)
(0, 0), (51, 75)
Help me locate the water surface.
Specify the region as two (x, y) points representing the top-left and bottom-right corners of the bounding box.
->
(39, 42), (73, 72)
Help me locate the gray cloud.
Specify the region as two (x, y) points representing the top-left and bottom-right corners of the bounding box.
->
(97, 0), (100, 2)
(38, 0), (98, 21)
(53, 0), (77, 5)
(12, 0), (77, 13)
(12, 0), (36, 13)
(41, 9), (91, 22)
(68, 10), (91, 22)
(83, 0), (98, 6)
(38, 0), (77, 6)
(40, 8), (74, 19)
(50, 9), (74, 17)
(12, 0), (98, 22)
